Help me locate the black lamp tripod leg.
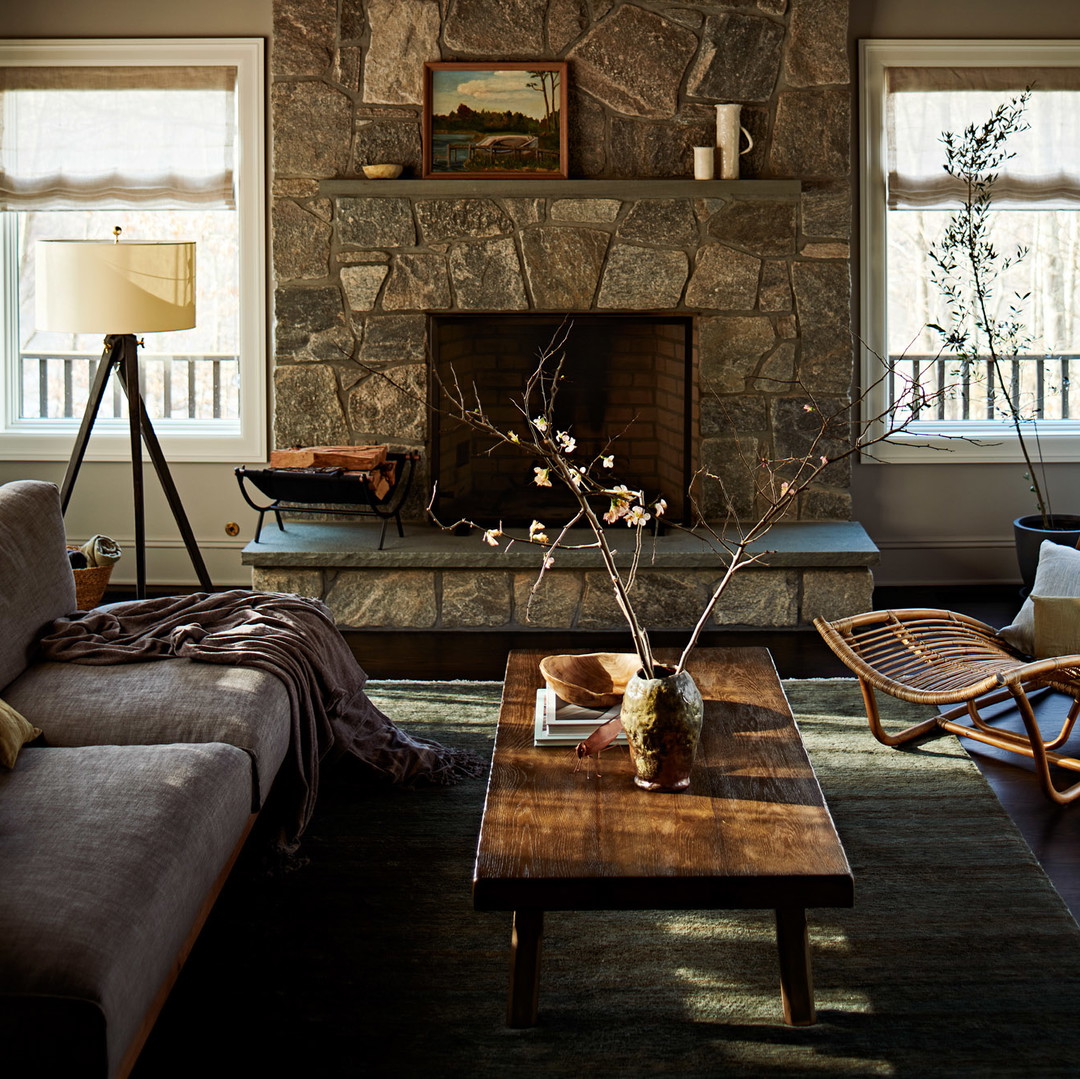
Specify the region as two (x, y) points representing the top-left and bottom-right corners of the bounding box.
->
(121, 335), (147, 597)
(111, 338), (213, 592)
(60, 339), (120, 513)
(129, 393), (213, 590)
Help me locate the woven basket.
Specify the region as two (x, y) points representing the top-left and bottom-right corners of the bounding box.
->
(68, 547), (114, 610)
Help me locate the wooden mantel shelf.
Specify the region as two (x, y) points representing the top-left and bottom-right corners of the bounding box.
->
(317, 178), (801, 199)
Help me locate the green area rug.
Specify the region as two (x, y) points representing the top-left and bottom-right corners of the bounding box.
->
(134, 679), (1080, 1078)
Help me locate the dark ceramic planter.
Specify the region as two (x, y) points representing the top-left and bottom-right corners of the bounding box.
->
(619, 664), (703, 792)
(1013, 514), (1080, 593)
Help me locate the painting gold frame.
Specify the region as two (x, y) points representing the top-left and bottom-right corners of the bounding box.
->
(422, 62), (568, 180)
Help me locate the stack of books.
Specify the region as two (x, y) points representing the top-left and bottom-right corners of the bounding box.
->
(533, 686), (626, 747)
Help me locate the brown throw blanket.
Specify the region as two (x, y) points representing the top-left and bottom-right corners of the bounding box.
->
(38, 590), (485, 853)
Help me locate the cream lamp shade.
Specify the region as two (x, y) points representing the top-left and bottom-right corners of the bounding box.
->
(35, 240), (196, 333)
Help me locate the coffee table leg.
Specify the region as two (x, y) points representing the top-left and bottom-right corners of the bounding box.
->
(507, 909), (544, 1027)
(775, 907), (816, 1026)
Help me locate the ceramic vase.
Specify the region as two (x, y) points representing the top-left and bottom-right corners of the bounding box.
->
(620, 664), (703, 792)
(715, 104), (754, 179)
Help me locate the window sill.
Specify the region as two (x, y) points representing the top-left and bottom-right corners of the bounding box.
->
(0, 422), (266, 463)
(861, 425), (1080, 464)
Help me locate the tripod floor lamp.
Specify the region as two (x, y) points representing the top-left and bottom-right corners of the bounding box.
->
(37, 234), (213, 599)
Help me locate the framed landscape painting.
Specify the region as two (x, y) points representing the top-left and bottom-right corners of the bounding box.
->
(422, 62), (568, 179)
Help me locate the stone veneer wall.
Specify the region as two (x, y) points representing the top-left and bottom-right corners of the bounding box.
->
(273, 0), (850, 184)
(270, 0), (853, 522)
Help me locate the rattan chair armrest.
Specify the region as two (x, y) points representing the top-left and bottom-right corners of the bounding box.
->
(996, 655), (1080, 686)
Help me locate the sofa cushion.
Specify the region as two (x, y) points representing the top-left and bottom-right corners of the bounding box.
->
(3, 658), (290, 810)
(0, 696), (41, 769)
(0, 481), (77, 692)
(0, 743), (253, 1078)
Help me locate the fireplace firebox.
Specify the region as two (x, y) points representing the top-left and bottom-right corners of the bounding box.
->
(429, 314), (695, 527)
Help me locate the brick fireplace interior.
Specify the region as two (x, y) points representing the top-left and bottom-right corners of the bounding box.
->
(429, 314), (694, 526)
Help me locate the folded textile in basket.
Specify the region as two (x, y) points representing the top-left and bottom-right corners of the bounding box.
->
(79, 534), (122, 567)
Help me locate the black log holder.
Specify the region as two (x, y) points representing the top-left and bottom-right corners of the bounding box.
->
(235, 452), (418, 549)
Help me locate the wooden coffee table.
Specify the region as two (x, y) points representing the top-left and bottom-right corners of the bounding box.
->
(473, 647), (853, 1028)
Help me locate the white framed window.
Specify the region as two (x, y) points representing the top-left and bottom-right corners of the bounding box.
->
(860, 40), (1080, 463)
(0, 38), (266, 462)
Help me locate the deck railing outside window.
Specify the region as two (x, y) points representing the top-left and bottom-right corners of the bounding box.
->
(889, 352), (1079, 424)
(19, 351), (240, 422)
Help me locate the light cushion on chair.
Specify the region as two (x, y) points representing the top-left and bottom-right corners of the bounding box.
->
(999, 539), (1080, 655)
(1032, 596), (1080, 659)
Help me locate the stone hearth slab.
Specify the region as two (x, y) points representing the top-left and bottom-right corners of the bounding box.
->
(243, 521), (877, 631)
(242, 519), (876, 568)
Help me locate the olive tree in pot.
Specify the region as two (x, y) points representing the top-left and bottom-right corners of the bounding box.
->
(927, 90), (1080, 592)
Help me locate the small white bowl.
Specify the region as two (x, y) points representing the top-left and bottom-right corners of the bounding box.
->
(362, 163), (404, 179)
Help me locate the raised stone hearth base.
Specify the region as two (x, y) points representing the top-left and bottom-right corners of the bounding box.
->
(242, 520), (876, 632)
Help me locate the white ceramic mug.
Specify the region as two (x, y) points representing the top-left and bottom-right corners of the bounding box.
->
(693, 146), (715, 180)
(715, 104), (754, 179)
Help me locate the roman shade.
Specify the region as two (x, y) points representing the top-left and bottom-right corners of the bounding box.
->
(885, 66), (1080, 210)
(0, 65), (236, 209)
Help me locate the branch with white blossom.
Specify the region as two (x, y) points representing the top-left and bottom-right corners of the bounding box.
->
(430, 323), (966, 679)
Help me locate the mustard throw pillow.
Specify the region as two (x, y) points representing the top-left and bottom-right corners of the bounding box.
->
(0, 696), (41, 769)
(1032, 596), (1080, 659)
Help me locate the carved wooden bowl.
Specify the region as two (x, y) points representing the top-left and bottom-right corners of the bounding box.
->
(362, 163), (403, 179)
(539, 652), (642, 708)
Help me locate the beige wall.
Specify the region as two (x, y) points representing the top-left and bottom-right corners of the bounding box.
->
(850, 1), (1080, 40)
(0, 0), (273, 587)
(850, 1), (1080, 585)
(0, 0), (271, 40)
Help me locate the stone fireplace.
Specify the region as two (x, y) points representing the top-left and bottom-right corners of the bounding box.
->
(253, 0), (875, 633)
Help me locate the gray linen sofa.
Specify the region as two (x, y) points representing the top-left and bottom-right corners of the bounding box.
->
(0, 479), (293, 1078)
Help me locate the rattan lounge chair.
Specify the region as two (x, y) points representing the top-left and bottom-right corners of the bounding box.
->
(814, 608), (1080, 805)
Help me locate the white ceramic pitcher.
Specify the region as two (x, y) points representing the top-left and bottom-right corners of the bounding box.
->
(715, 104), (754, 179)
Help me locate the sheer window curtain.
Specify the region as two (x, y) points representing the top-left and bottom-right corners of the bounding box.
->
(886, 67), (1080, 211)
(0, 66), (236, 210)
